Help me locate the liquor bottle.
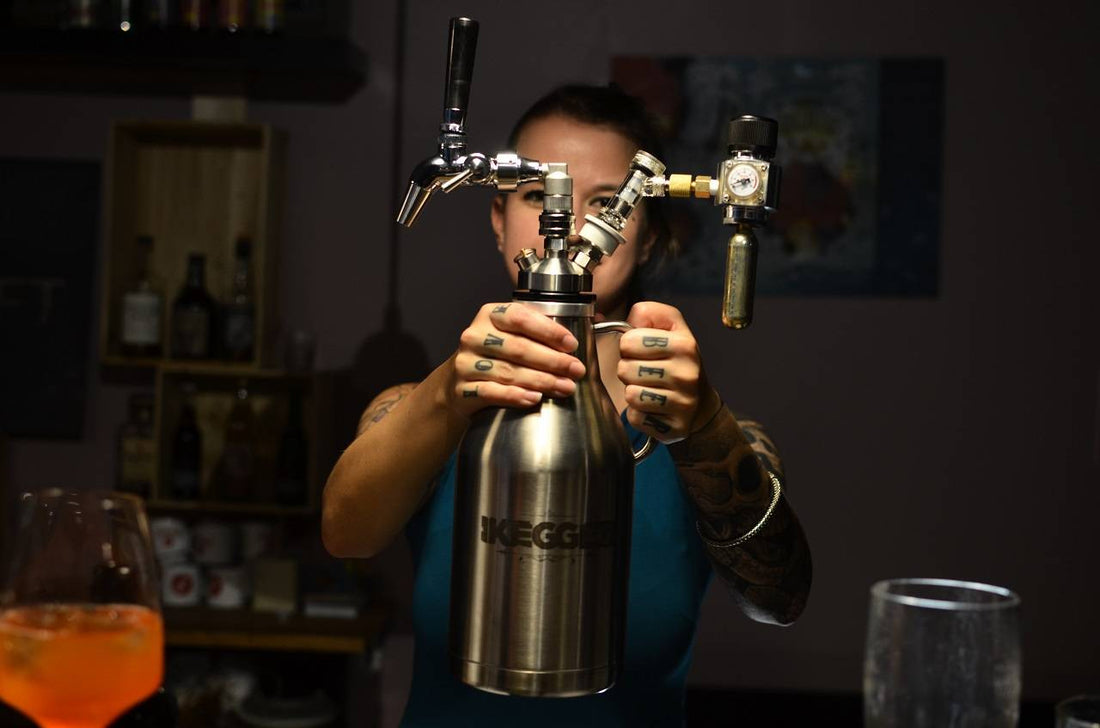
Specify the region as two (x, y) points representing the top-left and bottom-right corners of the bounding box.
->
(144, 0), (173, 28)
(105, 0), (141, 31)
(218, 0), (248, 31)
(171, 253), (216, 360)
(117, 393), (156, 498)
(119, 235), (163, 358)
(275, 391), (309, 506)
(256, 0), (283, 32)
(180, 0), (211, 29)
(213, 382), (256, 501)
(170, 385), (202, 500)
(221, 237), (255, 362)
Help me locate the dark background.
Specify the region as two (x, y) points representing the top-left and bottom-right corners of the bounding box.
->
(1, 0), (1097, 725)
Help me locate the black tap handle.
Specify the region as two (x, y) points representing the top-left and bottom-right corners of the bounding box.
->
(443, 17), (479, 129)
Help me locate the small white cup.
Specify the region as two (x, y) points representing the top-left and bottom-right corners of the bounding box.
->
(162, 562), (203, 607)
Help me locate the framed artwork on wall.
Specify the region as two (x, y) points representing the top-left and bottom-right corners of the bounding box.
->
(612, 57), (944, 297)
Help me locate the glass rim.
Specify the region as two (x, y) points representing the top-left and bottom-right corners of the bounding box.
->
(1057, 694), (1100, 722)
(871, 577), (1020, 611)
(20, 488), (147, 509)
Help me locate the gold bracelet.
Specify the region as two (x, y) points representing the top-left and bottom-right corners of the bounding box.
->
(695, 470), (782, 548)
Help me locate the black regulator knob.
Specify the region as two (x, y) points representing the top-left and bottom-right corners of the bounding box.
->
(727, 115), (778, 159)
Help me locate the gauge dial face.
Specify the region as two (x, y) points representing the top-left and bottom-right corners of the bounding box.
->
(727, 163), (761, 198)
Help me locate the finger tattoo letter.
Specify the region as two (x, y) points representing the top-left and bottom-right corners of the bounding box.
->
(639, 365), (665, 379)
(483, 333), (504, 347)
(639, 389), (667, 406)
(492, 304), (510, 314)
(642, 336), (669, 348)
(642, 414), (672, 434)
(463, 387), (479, 398)
(475, 359), (494, 372)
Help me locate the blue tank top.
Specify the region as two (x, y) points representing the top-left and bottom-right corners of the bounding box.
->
(401, 416), (712, 727)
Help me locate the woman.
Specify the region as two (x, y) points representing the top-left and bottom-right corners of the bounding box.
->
(323, 85), (812, 726)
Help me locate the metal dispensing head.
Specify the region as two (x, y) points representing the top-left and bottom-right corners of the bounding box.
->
(394, 17), (781, 331)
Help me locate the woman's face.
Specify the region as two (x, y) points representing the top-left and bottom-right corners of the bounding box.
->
(491, 114), (654, 318)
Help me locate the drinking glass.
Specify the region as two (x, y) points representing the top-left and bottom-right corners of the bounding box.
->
(0, 490), (164, 728)
(863, 578), (1021, 728)
(1058, 695), (1100, 727)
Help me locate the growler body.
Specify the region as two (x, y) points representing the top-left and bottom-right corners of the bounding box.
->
(450, 298), (639, 697)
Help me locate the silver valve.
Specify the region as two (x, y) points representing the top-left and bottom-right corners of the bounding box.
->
(573, 151), (666, 273)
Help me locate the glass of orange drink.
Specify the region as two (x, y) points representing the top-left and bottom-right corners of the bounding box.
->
(0, 490), (164, 728)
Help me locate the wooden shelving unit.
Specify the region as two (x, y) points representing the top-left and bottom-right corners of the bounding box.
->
(99, 120), (286, 370)
(0, 28), (366, 103)
(164, 606), (387, 654)
(145, 499), (317, 517)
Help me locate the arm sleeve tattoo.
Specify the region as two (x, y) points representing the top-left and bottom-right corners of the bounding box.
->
(668, 408), (812, 625)
(354, 382), (444, 512)
(356, 383), (417, 437)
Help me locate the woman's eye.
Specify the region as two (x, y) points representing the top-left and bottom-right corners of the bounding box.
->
(589, 197), (613, 210)
(522, 189), (545, 205)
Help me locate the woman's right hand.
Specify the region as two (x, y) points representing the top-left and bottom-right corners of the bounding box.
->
(448, 302), (587, 417)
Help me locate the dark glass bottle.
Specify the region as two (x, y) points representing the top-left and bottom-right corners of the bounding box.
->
(275, 391), (309, 506)
(120, 235), (163, 358)
(170, 386), (202, 500)
(117, 393), (156, 498)
(213, 382), (256, 501)
(221, 237), (255, 362)
(171, 253), (216, 360)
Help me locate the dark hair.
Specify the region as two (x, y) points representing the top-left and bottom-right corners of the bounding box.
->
(506, 84), (680, 272)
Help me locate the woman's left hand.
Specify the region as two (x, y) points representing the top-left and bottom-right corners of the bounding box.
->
(618, 301), (723, 444)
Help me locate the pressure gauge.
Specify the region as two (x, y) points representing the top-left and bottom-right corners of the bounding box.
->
(726, 163), (761, 198)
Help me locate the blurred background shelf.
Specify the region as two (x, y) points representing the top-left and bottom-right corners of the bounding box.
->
(0, 28), (366, 103)
(164, 605), (386, 654)
(145, 498), (318, 517)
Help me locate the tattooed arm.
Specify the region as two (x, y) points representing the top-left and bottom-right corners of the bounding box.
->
(322, 302), (584, 559)
(322, 371), (468, 558)
(668, 410), (812, 625)
(618, 301), (810, 624)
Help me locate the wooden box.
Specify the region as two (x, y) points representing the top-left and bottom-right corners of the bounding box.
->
(152, 365), (333, 514)
(100, 121), (285, 369)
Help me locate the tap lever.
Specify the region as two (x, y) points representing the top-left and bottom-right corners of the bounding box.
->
(443, 17), (479, 131)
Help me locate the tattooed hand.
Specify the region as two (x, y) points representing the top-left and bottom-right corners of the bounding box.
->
(448, 302), (586, 417)
(618, 301), (721, 444)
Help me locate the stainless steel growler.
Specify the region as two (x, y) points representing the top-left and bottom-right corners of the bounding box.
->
(450, 303), (653, 697)
(449, 159), (659, 697)
(395, 16), (781, 700)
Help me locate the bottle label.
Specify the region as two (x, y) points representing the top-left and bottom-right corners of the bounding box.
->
(173, 309), (209, 358)
(122, 292), (162, 346)
(119, 436), (156, 495)
(223, 308), (255, 359)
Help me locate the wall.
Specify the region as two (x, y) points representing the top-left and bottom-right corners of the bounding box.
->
(2, 0), (1097, 705)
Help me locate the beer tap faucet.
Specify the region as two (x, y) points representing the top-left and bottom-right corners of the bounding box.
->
(396, 17), (545, 227)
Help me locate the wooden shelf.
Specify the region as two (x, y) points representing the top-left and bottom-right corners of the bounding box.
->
(0, 28), (366, 103)
(164, 606), (385, 654)
(102, 357), (301, 376)
(146, 498), (317, 517)
(99, 120), (286, 369)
